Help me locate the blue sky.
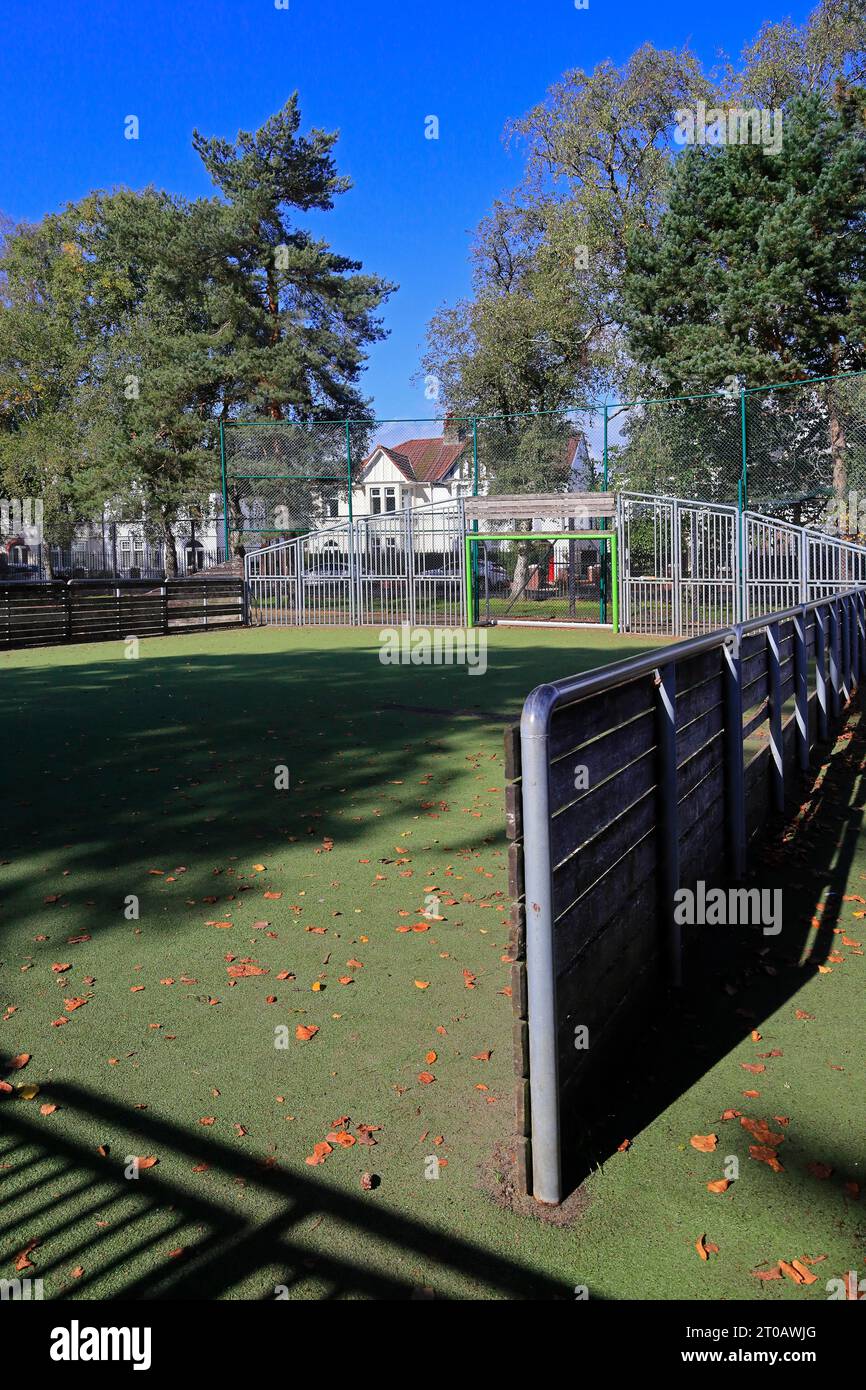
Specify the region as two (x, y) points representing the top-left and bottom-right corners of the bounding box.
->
(0, 0), (813, 419)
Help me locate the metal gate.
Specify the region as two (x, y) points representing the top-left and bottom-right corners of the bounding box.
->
(620, 493), (739, 636)
(244, 500), (466, 628)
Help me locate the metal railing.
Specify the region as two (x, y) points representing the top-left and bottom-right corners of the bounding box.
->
(0, 543), (229, 583)
(620, 492), (866, 635)
(517, 584), (866, 1203)
(244, 499), (467, 628)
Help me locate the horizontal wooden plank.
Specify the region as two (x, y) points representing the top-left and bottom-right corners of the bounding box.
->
(505, 781), (522, 842)
(559, 959), (662, 1104)
(676, 647), (723, 697)
(677, 731), (723, 802)
(679, 796), (726, 889)
(676, 673), (723, 729)
(677, 699), (724, 766)
(678, 762), (724, 837)
(465, 492), (615, 521)
(743, 699), (769, 738)
(553, 790), (655, 919)
(550, 747), (656, 868)
(555, 832), (657, 975)
(508, 840), (524, 902)
(742, 645), (769, 688)
(549, 709), (654, 817)
(549, 677), (655, 762)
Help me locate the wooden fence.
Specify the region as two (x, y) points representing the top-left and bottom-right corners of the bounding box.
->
(0, 578), (244, 652)
(510, 587), (865, 1203)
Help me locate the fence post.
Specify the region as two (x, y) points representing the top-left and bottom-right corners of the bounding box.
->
(723, 629), (746, 878)
(816, 604), (829, 740)
(768, 620), (784, 812)
(830, 599), (841, 719)
(848, 593), (858, 693)
(519, 685), (561, 1206)
(800, 529), (809, 605)
(219, 421), (230, 563)
(655, 664), (681, 986)
(672, 501), (682, 636)
(405, 500), (416, 627)
(794, 606), (809, 771)
(739, 386), (748, 511)
(345, 421), (357, 626)
(161, 582), (168, 635)
(64, 581), (72, 644)
(841, 594), (851, 702)
(241, 562), (250, 627)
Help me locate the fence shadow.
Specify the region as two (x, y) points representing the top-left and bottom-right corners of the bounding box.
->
(0, 1073), (572, 1301)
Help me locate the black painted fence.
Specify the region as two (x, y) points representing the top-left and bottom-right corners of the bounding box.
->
(0, 578), (245, 651)
(509, 587), (866, 1203)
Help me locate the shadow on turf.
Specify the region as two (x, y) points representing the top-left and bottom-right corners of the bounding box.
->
(561, 703), (866, 1198)
(0, 1074), (573, 1300)
(0, 641), (640, 948)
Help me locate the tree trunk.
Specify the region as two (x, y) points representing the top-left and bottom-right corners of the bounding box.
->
(229, 484), (245, 559)
(508, 520), (532, 598)
(163, 523), (178, 579)
(42, 542), (54, 581)
(829, 397), (848, 504)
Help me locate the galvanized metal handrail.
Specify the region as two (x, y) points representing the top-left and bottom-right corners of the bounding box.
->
(520, 584), (866, 1204)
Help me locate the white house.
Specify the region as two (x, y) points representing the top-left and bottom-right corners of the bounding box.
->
(328, 420), (592, 520)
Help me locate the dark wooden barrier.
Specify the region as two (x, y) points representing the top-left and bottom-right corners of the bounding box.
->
(512, 589), (864, 1202)
(0, 578), (244, 652)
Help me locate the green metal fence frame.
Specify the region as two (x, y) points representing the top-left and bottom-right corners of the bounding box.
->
(220, 418), (355, 553)
(464, 530), (618, 632)
(219, 368), (866, 558)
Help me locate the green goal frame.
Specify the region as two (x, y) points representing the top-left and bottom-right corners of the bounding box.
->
(464, 531), (618, 631)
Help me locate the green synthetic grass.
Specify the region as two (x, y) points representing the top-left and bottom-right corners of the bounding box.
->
(1, 625), (863, 1301)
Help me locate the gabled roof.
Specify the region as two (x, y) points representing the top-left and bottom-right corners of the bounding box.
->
(360, 438), (468, 484)
(358, 430), (588, 484)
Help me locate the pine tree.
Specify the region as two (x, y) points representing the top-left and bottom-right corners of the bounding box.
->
(622, 91), (866, 501)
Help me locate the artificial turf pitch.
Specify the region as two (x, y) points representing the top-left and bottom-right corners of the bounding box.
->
(1, 626), (863, 1300)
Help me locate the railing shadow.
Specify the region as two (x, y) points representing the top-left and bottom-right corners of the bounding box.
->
(1, 1075), (571, 1300)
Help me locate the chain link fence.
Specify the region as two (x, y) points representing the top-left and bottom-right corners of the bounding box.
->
(221, 369), (866, 556)
(605, 370), (866, 528)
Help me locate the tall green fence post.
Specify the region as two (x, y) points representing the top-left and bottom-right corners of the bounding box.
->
(464, 535), (475, 627)
(346, 420), (356, 625)
(739, 387), (748, 511)
(610, 532), (619, 633)
(219, 420), (230, 561)
(738, 388), (748, 618)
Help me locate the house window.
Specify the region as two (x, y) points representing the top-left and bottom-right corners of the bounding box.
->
(120, 533), (145, 570)
(369, 486), (397, 516)
(325, 495), (339, 520)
